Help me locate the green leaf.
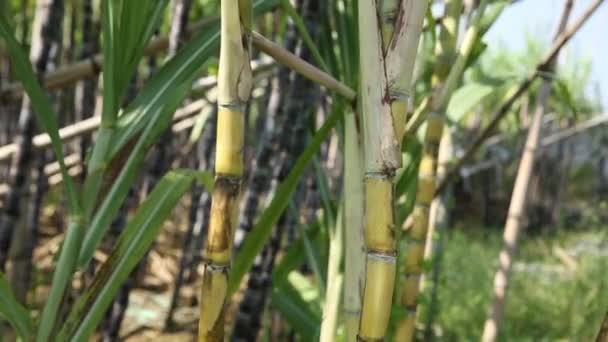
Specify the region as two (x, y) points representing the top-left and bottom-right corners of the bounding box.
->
(272, 222), (320, 282)
(280, 0), (329, 72)
(57, 169), (199, 341)
(229, 108), (343, 295)
(271, 280), (321, 340)
(84, 0), (175, 220)
(0, 272), (34, 341)
(78, 77), (195, 269)
(0, 14), (88, 342)
(479, 1), (509, 36)
(0, 11), (79, 213)
(552, 78), (577, 116)
(446, 82), (495, 123)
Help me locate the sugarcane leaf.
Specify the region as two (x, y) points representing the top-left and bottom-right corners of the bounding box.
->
(479, 1), (509, 36)
(229, 108), (343, 295)
(0, 272), (34, 341)
(78, 0), (281, 271)
(446, 82), (495, 123)
(271, 280), (321, 340)
(552, 78), (577, 117)
(333, 0), (358, 85)
(57, 169), (200, 341)
(78, 77), (194, 269)
(272, 222), (320, 282)
(425, 5), (437, 46)
(0, 16), (88, 342)
(280, 0), (329, 72)
(0, 12), (79, 212)
(100, 0), (170, 125)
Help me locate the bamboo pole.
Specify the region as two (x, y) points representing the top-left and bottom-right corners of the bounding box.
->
(481, 1), (573, 340)
(356, 1), (426, 340)
(436, 0), (605, 196)
(197, 0), (252, 339)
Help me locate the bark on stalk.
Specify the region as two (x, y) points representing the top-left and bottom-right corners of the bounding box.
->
(198, 0), (252, 339)
(481, 2), (573, 340)
(357, 0), (426, 339)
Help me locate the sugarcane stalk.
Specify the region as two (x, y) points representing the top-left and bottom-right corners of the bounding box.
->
(356, 1), (426, 340)
(421, 129), (453, 340)
(395, 0), (465, 339)
(343, 108), (364, 342)
(481, 2), (573, 340)
(198, 0), (252, 339)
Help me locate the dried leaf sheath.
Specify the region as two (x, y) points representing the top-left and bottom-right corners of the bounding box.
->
(198, 0), (252, 340)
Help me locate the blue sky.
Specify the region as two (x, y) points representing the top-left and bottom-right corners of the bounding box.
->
(485, 0), (608, 110)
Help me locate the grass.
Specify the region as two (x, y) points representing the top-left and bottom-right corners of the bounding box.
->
(432, 226), (608, 341)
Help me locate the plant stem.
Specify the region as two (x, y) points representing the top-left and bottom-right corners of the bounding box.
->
(356, 1), (426, 340)
(481, 1), (573, 340)
(198, 0), (252, 339)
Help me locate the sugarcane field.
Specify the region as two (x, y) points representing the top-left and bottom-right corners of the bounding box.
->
(0, 0), (607, 340)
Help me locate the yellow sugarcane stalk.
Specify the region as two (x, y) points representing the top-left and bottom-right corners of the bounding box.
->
(356, 1), (426, 340)
(198, 0), (252, 340)
(395, 0), (485, 339)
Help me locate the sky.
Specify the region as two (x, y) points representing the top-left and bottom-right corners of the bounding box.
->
(484, 0), (608, 110)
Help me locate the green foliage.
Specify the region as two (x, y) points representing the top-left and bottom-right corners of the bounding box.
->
(229, 106), (343, 295)
(0, 272), (34, 341)
(58, 170), (201, 341)
(433, 229), (608, 340)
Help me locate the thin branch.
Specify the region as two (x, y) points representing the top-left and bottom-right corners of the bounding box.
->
(251, 32), (356, 101)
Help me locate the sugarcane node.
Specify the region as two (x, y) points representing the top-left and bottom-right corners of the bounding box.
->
(367, 250), (397, 263)
(199, 266), (228, 340)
